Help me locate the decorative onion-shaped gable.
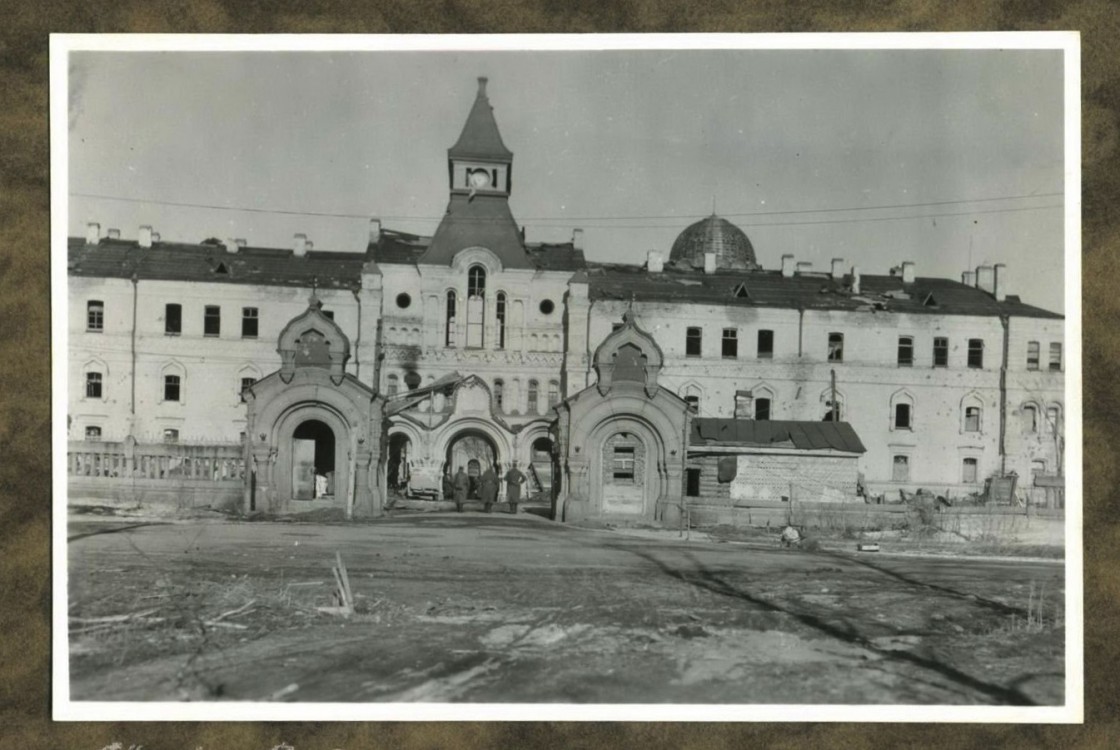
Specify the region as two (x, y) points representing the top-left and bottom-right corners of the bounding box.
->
(592, 310), (664, 398)
(276, 296), (350, 384)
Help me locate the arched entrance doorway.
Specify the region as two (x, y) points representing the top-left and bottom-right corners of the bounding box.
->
(446, 430), (498, 500)
(290, 418), (338, 501)
(387, 433), (412, 493)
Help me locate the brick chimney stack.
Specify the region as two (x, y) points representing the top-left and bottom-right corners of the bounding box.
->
(138, 225), (153, 248)
(85, 222), (100, 245)
(781, 254), (795, 278)
(901, 261), (915, 285)
(976, 265), (995, 295)
(993, 263), (1008, 301)
(647, 250), (663, 273)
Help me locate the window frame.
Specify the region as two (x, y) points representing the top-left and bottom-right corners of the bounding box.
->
(85, 371), (103, 399)
(241, 307), (259, 339)
(685, 327), (703, 358)
(611, 445), (636, 482)
(1027, 341), (1040, 370)
(827, 332), (844, 362)
(967, 338), (984, 369)
(203, 305), (221, 337)
(86, 300), (104, 332)
(493, 378), (504, 410)
(527, 379), (539, 413)
(84, 425), (102, 441)
(894, 402), (912, 430)
(964, 405), (981, 433)
(757, 329), (774, 359)
(754, 397), (771, 421)
(962, 457), (979, 484)
(1049, 342), (1062, 372)
(897, 335), (914, 367)
(721, 328), (738, 359)
(163, 373), (182, 402)
(165, 303), (182, 336)
(891, 454), (910, 482)
(933, 337), (949, 368)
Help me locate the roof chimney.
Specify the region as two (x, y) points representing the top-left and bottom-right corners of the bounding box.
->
(831, 258), (845, 280)
(781, 254), (795, 278)
(851, 266), (861, 295)
(993, 263), (1008, 302)
(962, 270), (975, 286)
(293, 233), (308, 257)
(107, 228), (121, 240)
(305, 240), (314, 252)
(647, 250), (663, 274)
(703, 251), (717, 275)
(138, 225), (153, 248)
(976, 265), (995, 295)
(901, 261), (915, 285)
(150, 232), (160, 243)
(369, 218), (382, 245)
(572, 228), (584, 251)
(226, 238), (245, 254)
(796, 261), (812, 275)
(85, 222), (100, 245)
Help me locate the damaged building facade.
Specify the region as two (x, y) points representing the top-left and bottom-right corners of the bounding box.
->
(67, 77), (1065, 521)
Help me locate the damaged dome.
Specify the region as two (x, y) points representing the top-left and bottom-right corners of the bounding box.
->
(669, 214), (759, 271)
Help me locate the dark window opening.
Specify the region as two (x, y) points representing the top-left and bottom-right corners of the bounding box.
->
(165, 303), (181, 335)
(933, 337), (949, 367)
(321, 310), (334, 320)
(967, 339), (984, 369)
(612, 446), (635, 481)
(1027, 341), (1040, 370)
(214, 262), (228, 275)
(164, 374), (181, 402)
(496, 292), (506, 349)
(612, 323), (624, 332)
(539, 299), (555, 315)
(445, 291), (457, 347)
(755, 397), (771, 421)
(828, 332), (844, 362)
(493, 379), (504, 410)
(203, 305), (220, 337)
(84, 426), (102, 440)
(241, 307), (258, 338)
(897, 336), (914, 367)
(239, 376), (255, 402)
(1049, 343), (1062, 371)
(404, 371), (422, 391)
(87, 301), (104, 332)
(527, 380), (539, 412)
(686, 327), (702, 357)
(396, 292), (411, 309)
(722, 328), (738, 358)
(895, 402), (912, 429)
(685, 394), (700, 412)
(85, 372), (102, 399)
(686, 468), (701, 497)
(757, 329), (774, 359)
(163, 428), (179, 443)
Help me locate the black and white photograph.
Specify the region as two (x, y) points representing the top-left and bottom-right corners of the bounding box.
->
(54, 35), (1081, 721)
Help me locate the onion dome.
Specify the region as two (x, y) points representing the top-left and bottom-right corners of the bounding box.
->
(669, 214), (758, 271)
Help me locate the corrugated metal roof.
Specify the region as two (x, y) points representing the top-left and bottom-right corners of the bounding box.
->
(587, 264), (1062, 319)
(690, 418), (867, 453)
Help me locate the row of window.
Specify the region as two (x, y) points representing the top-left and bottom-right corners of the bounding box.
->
(84, 371), (257, 403)
(1026, 341), (1063, 371)
(86, 300), (270, 338)
(383, 373), (562, 412)
(891, 455), (981, 484)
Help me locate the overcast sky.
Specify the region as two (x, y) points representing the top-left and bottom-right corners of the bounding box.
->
(68, 47), (1066, 311)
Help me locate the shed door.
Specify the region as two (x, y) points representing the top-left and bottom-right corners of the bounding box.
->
(293, 439), (316, 501)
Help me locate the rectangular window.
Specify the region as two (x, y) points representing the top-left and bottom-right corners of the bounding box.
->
(84, 426), (102, 441)
(527, 381), (539, 413)
(828, 332), (844, 362)
(612, 446), (635, 481)
(897, 336), (914, 367)
(204, 305), (221, 337)
(239, 377), (255, 402)
(721, 328), (738, 358)
(85, 372), (102, 399)
(967, 339), (984, 369)
(962, 458), (979, 484)
(164, 374), (181, 402)
(686, 327), (702, 357)
(1049, 343), (1062, 372)
(165, 303), (181, 335)
(757, 329), (774, 359)
(493, 380), (504, 410)
(933, 337), (948, 367)
(87, 300), (104, 332)
(894, 403), (911, 429)
(686, 468), (701, 497)
(892, 455), (910, 482)
(1027, 341), (1040, 370)
(548, 381), (560, 407)
(964, 406), (981, 432)
(754, 398), (771, 421)
(496, 293), (507, 350)
(162, 428), (179, 443)
(242, 307), (259, 338)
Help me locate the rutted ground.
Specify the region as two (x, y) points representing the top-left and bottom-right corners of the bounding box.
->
(66, 513), (1064, 705)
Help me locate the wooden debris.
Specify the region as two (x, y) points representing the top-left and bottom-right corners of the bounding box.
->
(316, 553), (356, 616)
(69, 608), (161, 624)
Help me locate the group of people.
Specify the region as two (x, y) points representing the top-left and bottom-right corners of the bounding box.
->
(443, 462), (527, 514)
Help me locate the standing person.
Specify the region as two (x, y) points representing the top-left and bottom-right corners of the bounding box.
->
(441, 469), (454, 503)
(479, 464), (498, 513)
(452, 467), (469, 513)
(504, 461), (526, 515)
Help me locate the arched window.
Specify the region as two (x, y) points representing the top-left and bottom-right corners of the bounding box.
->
(680, 383), (703, 413)
(1045, 405), (1061, 435)
(755, 398), (771, 421)
(468, 265), (486, 298)
(1022, 403), (1039, 433)
(496, 292), (507, 350)
(964, 406), (981, 432)
(548, 380), (560, 407)
(161, 362), (185, 403)
(493, 379), (504, 410)
(386, 374), (399, 396)
(466, 265), (486, 348)
(527, 379), (539, 413)
(445, 291), (457, 348)
(890, 390), (915, 431)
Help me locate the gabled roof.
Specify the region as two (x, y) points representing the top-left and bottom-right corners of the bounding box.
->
(690, 418), (866, 453)
(586, 265), (1063, 319)
(448, 77), (513, 162)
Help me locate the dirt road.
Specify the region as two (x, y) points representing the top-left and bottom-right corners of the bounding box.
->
(66, 512), (1065, 705)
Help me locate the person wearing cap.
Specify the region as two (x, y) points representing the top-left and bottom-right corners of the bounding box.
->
(452, 466), (469, 513)
(504, 461), (526, 514)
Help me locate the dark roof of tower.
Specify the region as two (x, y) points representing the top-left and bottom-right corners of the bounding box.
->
(448, 77), (513, 162)
(416, 193), (534, 268)
(669, 214), (759, 271)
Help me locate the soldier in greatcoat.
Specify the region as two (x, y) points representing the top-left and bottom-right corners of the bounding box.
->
(479, 465), (499, 513)
(504, 462), (526, 515)
(452, 467), (470, 513)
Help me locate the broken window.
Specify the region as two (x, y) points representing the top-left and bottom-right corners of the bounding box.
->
(897, 336), (914, 367)
(685, 394), (700, 412)
(1049, 343), (1062, 372)
(165, 303), (181, 335)
(721, 328), (738, 358)
(1022, 404), (1038, 433)
(84, 425), (102, 440)
(496, 292), (507, 350)
(755, 397), (771, 421)
(1027, 341), (1040, 370)
(892, 455), (910, 482)
(242, 307), (259, 338)
(548, 380), (560, 407)
(894, 402), (912, 429)
(527, 380), (539, 413)
(204, 305), (221, 337)
(962, 457), (979, 484)
(386, 374), (398, 396)
(163, 374), (181, 402)
(967, 339), (984, 369)
(87, 300), (104, 332)
(827, 332), (844, 362)
(445, 291), (457, 347)
(964, 406), (981, 432)
(612, 446), (635, 481)
(757, 330), (774, 359)
(933, 337), (948, 367)
(686, 327), (702, 357)
(85, 372), (102, 399)
(493, 379), (504, 410)
(239, 377), (255, 402)
(686, 468), (701, 497)
(163, 428), (179, 443)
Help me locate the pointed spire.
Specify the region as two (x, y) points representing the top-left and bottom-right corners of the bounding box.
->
(448, 77), (513, 161)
